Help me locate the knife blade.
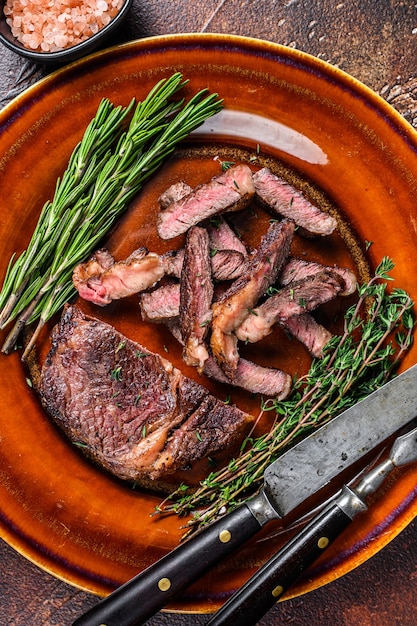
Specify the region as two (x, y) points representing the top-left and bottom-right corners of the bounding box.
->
(73, 362), (417, 626)
(206, 423), (417, 625)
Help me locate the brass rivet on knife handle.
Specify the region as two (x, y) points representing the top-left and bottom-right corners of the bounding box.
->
(318, 536), (330, 549)
(219, 530), (232, 543)
(271, 584), (284, 598)
(72, 502), (264, 625)
(157, 577), (172, 592)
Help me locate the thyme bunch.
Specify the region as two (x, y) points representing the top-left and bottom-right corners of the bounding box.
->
(157, 258), (415, 536)
(0, 73), (223, 358)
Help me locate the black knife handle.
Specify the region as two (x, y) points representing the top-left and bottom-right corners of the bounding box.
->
(73, 501), (264, 626)
(206, 485), (367, 626)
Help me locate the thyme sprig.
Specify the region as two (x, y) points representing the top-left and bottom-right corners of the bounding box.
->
(156, 258), (415, 537)
(0, 73), (223, 358)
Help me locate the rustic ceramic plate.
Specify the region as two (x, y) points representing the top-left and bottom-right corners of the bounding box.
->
(1, 34), (417, 614)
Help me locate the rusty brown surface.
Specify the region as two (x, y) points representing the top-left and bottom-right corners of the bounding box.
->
(2, 1), (417, 624)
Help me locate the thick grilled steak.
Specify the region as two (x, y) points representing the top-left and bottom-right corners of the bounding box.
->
(236, 270), (344, 343)
(253, 168), (337, 237)
(210, 219), (295, 378)
(157, 164), (255, 240)
(39, 305), (252, 482)
(179, 226), (213, 369)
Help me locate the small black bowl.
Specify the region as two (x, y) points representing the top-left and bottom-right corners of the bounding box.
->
(0, 0), (133, 65)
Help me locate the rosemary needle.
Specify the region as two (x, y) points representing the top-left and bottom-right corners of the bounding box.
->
(0, 73), (223, 357)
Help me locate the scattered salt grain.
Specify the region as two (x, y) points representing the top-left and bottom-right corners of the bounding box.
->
(3, 0), (124, 52)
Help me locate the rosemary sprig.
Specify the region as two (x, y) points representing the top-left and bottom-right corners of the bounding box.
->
(0, 73), (223, 357)
(156, 258), (415, 537)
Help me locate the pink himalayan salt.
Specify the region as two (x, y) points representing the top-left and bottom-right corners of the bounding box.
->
(4, 0), (124, 52)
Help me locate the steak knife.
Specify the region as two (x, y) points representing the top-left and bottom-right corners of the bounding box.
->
(74, 362), (417, 626)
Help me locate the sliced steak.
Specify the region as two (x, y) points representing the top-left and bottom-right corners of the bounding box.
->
(210, 249), (248, 281)
(161, 248), (185, 278)
(282, 313), (333, 358)
(163, 318), (292, 398)
(207, 216), (249, 256)
(72, 248), (115, 285)
(158, 180), (193, 209)
(236, 270), (344, 343)
(140, 283), (180, 323)
(157, 164), (255, 240)
(280, 257), (357, 296)
(203, 356), (292, 398)
(74, 242), (246, 310)
(162, 247), (247, 282)
(39, 305), (252, 482)
(179, 226), (213, 369)
(73, 247), (165, 306)
(210, 219), (295, 378)
(253, 167), (337, 237)
(146, 284), (333, 356)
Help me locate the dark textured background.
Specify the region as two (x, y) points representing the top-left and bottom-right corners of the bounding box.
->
(2, 1), (417, 624)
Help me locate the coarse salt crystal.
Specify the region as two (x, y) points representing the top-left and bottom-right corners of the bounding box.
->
(4, 0), (122, 52)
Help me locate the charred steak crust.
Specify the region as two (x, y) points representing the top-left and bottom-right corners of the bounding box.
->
(39, 305), (252, 482)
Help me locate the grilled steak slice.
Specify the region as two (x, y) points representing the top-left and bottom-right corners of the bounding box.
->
(152, 393), (250, 475)
(203, 356), (292, 398)
(72, 248), (115, 284)
(279, 257), (357, 296)
(253, 168), (337, 237)
(210, 219), (295, 378)
(162, 247), (247, 282)
(282, 313), (333, 358)
(179, 226), (213, 369)
(210, 249), (248, 281)
(74, 242), (246, 309)
(73, 247), (165, 306)
(140, 283), (181, 323)
(236, 270), (344, 343)
(161, 248), (185, 278)
(163, 318), (292, 397)
(157, 164), (255, 240)
(39, 305), (252, 482)
(207, 216), (249, 256)
(158, 180), (193, 209)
